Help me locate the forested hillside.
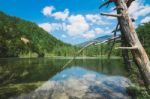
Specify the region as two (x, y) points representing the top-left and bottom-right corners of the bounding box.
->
(0, 11), (72, 57)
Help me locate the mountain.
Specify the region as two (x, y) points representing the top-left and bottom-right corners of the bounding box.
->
(94, 35), (113, 41)
(0, 11), (70, 57)
(78, 35), (113, 47)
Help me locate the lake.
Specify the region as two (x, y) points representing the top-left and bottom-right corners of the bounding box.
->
(0, 57), (132, 99)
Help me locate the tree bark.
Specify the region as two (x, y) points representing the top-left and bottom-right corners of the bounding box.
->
(116, 0), (150, 92)
(121, 35), (132, 72)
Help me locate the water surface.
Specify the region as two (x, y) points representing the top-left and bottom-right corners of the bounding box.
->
(0, 58), (131, 99)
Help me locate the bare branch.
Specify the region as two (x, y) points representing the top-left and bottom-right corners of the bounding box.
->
(99, 1), (111, 9)
(112, 28), (120, 33)
(95, 36), (121, 45)
(115, 46), (138, 50)
(100, 13), (122, 17)
(108, 23), (119, 59)
(127, 0), (135, 7)
(113, 6), (124, 10)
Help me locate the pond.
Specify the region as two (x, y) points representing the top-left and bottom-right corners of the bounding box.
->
(0, 57), (132, 99)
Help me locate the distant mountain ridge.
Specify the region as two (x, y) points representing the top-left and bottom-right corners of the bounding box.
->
(77, 35), (113, 47)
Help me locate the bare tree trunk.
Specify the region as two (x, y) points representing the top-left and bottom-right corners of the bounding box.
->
(116, 0), (150, 92)
(121, 35), (132, 72)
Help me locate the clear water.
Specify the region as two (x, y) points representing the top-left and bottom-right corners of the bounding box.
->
(0, 58), (132, 99)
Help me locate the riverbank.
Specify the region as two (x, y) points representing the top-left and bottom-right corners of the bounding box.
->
(126, 64), (150, 98)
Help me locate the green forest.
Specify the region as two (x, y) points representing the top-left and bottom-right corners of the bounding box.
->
(0, 11), (150, 58)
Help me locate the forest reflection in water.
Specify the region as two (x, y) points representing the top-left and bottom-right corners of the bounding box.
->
(0, 57), (131, 99)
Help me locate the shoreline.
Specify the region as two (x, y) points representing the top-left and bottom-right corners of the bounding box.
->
(0, 56), (121, 59)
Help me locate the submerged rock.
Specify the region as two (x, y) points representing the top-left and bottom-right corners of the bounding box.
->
(11, 67), (132, 99)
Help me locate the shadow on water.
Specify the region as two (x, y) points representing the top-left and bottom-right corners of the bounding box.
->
(0, 58), (131, 99)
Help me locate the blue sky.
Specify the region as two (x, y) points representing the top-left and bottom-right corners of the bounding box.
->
(0, 0), (150, 44)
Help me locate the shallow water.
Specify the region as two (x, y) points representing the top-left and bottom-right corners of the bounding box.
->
(0, 58), (132, 99)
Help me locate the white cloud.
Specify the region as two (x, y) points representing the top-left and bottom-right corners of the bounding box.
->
(39, 23), (62, 33)
(51, 23), (63, 30)
(66, 15), (89, 36)
(39, 23), (52, 32)
(82, 30), (95, 39)
(136, 7), (150, 17)
(52, 9), (69, 21)
(81, 28), (105, 39)
(86, 14), (100, 23)
(42, 6), (55, 16)
(104, 30), (112, 34)
(129, 0), (150, 20)
(94, 28), (104, 34)
(62, 34), (67, 38)
(141, 16), (150, 23)
(41, 6), (116, 40)
(85, 14), (108, 25)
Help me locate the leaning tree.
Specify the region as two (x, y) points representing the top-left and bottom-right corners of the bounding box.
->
(99, 0), (150, 93)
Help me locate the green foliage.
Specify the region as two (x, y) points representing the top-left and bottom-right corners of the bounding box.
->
(52, 44), (77, 56)
(127, 64), (150, 99)
(137, 22), (150, 56)
(0, 11), (69, 57)
(127, 85), (150, 99)
(80, 43), (121, 57)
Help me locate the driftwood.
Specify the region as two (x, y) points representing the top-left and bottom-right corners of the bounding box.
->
(100, 0), (150, 93)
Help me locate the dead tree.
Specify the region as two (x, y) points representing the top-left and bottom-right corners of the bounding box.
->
(121, 33), (132, 72)
(100, 0), (150, 93)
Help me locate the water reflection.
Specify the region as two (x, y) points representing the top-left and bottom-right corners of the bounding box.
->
(0, 58), (129, 99)
(13, 67), (131, 99)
